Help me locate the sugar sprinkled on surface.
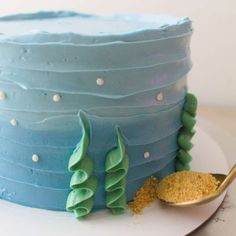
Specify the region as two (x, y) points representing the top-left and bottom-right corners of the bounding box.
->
(128, 176), (158, 214)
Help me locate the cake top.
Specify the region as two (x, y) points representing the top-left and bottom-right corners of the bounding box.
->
(0, 11), (191, 44)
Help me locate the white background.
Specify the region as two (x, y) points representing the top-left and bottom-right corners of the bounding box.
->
(0, 0), (235, 107)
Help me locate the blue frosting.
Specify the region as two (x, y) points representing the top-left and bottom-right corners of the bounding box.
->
(0, 11), (192, 211)
(0, 11), (191, 43)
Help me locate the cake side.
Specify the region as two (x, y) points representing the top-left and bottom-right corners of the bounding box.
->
(0, 12), (193, 214)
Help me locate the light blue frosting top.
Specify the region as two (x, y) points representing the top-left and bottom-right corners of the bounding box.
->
(0, 11), (191, 44)
(0, 11), (193, 211)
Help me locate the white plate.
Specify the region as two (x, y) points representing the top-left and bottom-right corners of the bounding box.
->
(0, 127), (229, 236)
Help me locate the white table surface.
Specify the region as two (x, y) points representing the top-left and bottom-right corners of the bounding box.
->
(190, 107), (236, 236)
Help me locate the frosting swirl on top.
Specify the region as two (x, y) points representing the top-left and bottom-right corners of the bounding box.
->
(0, 11), (192, 44)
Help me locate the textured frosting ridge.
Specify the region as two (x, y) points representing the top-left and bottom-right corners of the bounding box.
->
(105, 127), (129, 214)
(176, 93), (198, 171)
(66, 112), (97, 219)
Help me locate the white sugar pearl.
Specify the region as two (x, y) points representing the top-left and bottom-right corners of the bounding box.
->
(32, 154), (39, 162)
(144, 152), (150, 159)
(96, 78), (104, 86)
(0, 91), (7, 101)
(10, 119), (17, 126)
(53, 94), (61, 102)
(156, 92), (163, 101)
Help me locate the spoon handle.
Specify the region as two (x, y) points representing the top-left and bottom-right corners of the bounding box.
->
(218, 164), (236, 193)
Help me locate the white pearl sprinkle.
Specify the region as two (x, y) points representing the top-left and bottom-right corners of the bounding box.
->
(96, 78), (104, 86)
(53, 94), (61, 102)
(10, 119), (17, 126)
(156, 92), (163, 101)
(32, 154), (39, 162)
(0, 91), (7, 101)
(144, 152), (150, 159)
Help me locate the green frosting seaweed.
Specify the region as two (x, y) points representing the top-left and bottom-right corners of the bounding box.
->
(66, 112), (98, 220)
(177, 130), (193, 151)
(176, 93), (198, 171)
(175, 160), (190, 171)
(184, 93), (198, 117)
(177, 149), (192, 164)
(105, 127), (129, 215)
(182, 111), (196, 131)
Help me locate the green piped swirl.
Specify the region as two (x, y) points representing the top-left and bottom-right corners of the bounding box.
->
(105, 127), (129, 215)
(176, 93), (198, 171)
(66, 112), (98, 220)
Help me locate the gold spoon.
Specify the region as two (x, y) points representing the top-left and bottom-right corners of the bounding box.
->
(159, 164), (236, 207)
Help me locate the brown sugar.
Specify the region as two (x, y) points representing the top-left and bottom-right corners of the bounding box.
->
(128, 176), (158, 214)
(156, 171), (220, 203)
(129, 171), (220, 215)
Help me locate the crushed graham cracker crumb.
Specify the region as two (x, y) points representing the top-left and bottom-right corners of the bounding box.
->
(156, 171), (220, 203)
(128, 176), (158, 214)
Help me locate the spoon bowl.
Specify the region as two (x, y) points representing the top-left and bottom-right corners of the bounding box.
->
(159, 164), (236, 207)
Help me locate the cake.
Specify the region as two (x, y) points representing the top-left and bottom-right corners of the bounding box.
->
(0, 11), (196, 219)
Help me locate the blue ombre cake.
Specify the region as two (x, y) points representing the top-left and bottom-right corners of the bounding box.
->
(0, 11), (194, 216)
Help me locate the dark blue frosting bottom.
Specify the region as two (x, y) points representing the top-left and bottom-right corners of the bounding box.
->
(0, 101), (183, 211)
(0, 159), (175, 211)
